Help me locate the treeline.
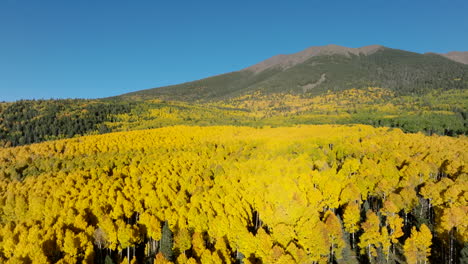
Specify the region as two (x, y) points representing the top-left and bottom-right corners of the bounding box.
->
(0, 99), (134, 147)
(223, 88), (468, 136)
(0, 125), (466, 263)
(1, 88), (466, 148)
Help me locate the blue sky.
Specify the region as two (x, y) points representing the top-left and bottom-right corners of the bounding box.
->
(1, 0), (467, 101)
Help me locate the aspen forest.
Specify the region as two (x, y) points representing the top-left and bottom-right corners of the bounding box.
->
(2, 88), (466, 148)
(1, 30), (468, 264)
(0, 125), (466, 264)
(3, 1), (468, 263)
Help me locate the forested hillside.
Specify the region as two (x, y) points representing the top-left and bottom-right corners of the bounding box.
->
(3, 45), (465, 148)
(119, 46), (468, 101)
(1, 88), (466, 147)
(0, 99), (134, 147)
(0, 125), (466, 263)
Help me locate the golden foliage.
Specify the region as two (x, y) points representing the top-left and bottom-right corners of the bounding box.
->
(0, 124), (466, 263)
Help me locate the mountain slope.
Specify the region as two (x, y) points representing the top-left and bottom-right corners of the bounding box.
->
(2, 45), (467, 147)
(440, 51), (468, 64)
(119, 69), (280, 102)
(244, 44), (384, 73)
(118, 45), (468, 101)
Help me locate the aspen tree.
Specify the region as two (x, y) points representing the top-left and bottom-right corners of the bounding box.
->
(343, 202), (360, 248)
(358, 211), (381, 262)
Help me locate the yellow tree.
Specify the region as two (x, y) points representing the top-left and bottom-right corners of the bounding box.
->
(358, 211), (381, 263)
(379, 226), (392, 263)
(62, 229), (80, 260)
(416, 224), (433, 263)
(386, 214), (404, 255)
(300, 220), (329, 263)
(175, 253), (188, 264)
(343, 202), (360, 248)
(191, 231), (206, 258)
(173, 228), (192, 255)
(154, 252), (172, 264)
(324, 211), (345, 261)
(139, 212), (162, 256)
(339, 183), (362, 206)
(399, 187), (418, 224)
(381, 198), (404, 258)
(404, 224), (432, 264)
(255, 228), (274, 262)
(439, 206), (467, 263)
(214, 235), (233, 263)
(99, 217), (118, 250)
(117, 221), (141, 263)
(286, 242), (309, 264)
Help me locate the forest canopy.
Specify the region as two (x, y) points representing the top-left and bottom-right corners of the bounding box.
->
(1, 88), (466, 147)
(0, 125), (466, 263)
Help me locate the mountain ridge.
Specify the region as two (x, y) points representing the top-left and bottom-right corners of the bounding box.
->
(117, 44), (468, 102)
(439, 51), (468, 64)
(244, 44), (385, 73)
(4, 44), (468, 147)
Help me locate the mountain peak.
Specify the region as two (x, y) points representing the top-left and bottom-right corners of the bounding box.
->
(439, 51), (468, 64)
(119, 44), (467, 102)
(244, 44), (385, 73)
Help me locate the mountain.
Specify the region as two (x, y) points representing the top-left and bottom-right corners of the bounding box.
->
(1, 45), (467, 264)
(118, 45), (468, 101)
(244, 44), (384, 73)
(2, 45), (467, 148)
(440, 51), (468, 64)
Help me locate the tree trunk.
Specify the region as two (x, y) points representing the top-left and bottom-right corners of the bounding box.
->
(127, 246), (130, 264)
(420, 200), (424, 217)
(386, 246), (390, 263)
(368, 244), (372, 264)
(449, 229), (453, 264)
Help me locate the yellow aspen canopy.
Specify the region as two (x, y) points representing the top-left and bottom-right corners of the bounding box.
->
(0, 124), (466, 263)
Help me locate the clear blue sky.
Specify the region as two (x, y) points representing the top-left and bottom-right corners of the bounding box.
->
(1, 0), (467, 101)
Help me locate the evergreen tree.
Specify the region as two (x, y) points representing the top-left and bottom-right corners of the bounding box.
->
(105, 255), (114, 264)
(160, 221), (174, 261)
(460, 244), (468, 264)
